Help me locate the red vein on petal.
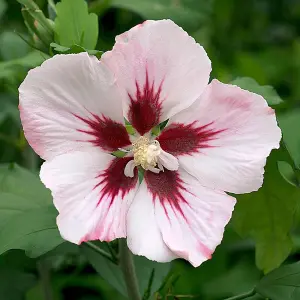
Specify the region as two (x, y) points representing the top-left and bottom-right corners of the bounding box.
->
(145, 170), (215, 260)
(157, 122), (226, 156)
(95, 157), (138, 207)
(145, 169), (190, 220)
(80, 158), (137, 243)
(74, 113), (131, 151)
(128, 69), (163, 135)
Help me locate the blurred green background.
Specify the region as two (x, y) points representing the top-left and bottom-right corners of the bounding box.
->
(0, 1), (300, 300)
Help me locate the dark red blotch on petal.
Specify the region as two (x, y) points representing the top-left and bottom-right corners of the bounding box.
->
(157, 122), (225, 156)
(145, 169), (188, 219)
(128, 70), (163, 135)
(75, 114), (131, 152)
(145, 170), (214, 260)
(96, 157), (138, 207)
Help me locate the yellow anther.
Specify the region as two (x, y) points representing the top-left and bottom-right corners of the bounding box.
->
(132, 136), (161, 170)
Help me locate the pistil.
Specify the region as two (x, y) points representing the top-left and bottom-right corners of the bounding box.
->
(132, 136), (161, 171)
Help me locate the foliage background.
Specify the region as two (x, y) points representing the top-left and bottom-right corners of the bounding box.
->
(0, 0), (300, 299)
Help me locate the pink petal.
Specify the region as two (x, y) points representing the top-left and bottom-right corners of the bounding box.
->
(102, 19), (211, 135)
(127, 168), (235, 267)
(19, 53), (130, 160)
(126, 181), (178, 263)
(40, 150), (138, 244)
(160, 79), (282, 194)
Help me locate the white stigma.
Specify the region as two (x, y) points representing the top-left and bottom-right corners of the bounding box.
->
(132, 136), (162, 173)
(124, 136), (179, 178)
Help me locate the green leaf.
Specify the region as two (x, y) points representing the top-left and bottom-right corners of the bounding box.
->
(0, 205), (63, 257)
(81, 243), (127, 297)
(110, 0), (213, 32)
(17, 0), (54, 51)
(256, 262), (300, 300)
(4, 51), (47, 68)
(50, 42), (71, 52)
(233, 150), (299, 273)
(247, 296), (265, 300)
(0, 0), (7, 20)
(278, 161), (300, 187)
(151, 125), (160, 137)
(0, 51), (48, 80)
(203, 260), (260, 299)
(0, 193), (37, 228)
(82, 241), (170, 297)
(135, 256), (170, 299)
(55, 0), (99, 49)
(278, 109), (300, 169)
(0, 164), (52, 205)
(0, 249), (36, 272)
(0, 32), (29, 61)
(255, 235), (293, 274)
(112, 150), (127, 158)
(50, 42), (102, 58)
(17, 0), (54, 37)
(0, 164), (64, 257)
(21, 7), (53, 49)
(231, 77), (283, 106)
(167, 246), (227, 296)
(0, 94), (19, 125)
(88, 0), (111, 16)
(0, 268), (36, 300)
(125, 125), (135, 135)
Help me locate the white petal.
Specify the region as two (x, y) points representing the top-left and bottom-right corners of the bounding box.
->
(158, 149), (179, 171)
(126, 181), (177, 262)
(102, 19), (211, 135)
(158, 79), (282, 194)
(40, 149), (138, 244)
(19, 53), (129, 160)
(144, 168), (236, 267)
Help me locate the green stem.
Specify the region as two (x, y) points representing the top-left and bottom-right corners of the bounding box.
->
(119, 239), (141, 300)
(85, 241), (118, 264)
(224, 289), (256, 300)
(37, 260), (53, 300)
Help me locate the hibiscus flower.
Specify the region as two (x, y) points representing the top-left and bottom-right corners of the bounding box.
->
(19, 20), (281, 267)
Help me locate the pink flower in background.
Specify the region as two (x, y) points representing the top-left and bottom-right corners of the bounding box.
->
(19, 20), (281, 267)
